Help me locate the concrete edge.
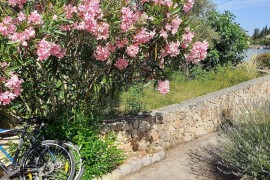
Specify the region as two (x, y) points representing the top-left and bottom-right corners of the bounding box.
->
(100, 150), (165, 180)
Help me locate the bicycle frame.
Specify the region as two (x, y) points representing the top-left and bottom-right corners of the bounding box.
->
(0, 125), (45, 179)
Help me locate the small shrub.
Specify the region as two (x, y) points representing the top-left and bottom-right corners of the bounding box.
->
(44, 113), (125, 179)
(254, 53), (270, 69)
(215, 105), (270, 179)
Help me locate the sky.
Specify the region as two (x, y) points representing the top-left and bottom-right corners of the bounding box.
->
(213, 0), (270, 35)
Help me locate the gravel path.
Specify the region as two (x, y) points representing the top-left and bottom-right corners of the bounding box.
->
(121, 133), (235, 180)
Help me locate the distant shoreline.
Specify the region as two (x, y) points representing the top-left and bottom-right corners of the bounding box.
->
(249, 45), (270, 49)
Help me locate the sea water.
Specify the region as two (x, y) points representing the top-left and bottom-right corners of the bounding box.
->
(244, 48), (270, 61)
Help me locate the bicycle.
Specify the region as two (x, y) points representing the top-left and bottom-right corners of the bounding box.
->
(0, 118), (76, 180)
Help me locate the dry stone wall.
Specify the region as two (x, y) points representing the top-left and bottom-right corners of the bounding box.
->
(100, 75), (270, 154)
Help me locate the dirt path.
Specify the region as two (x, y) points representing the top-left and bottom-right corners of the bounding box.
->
(121, 133), (234, 180)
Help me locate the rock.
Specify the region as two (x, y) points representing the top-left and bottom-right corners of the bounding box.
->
(150, 130), (159, 141)
(138, 121), (151, 133)
(172, 120), (182, 129)
(133, 120), (139, 129)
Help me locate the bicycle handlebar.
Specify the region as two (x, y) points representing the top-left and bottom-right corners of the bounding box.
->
(17, 117), (44, 125)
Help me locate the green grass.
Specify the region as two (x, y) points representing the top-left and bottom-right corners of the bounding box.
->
(119, 62), (260, 113)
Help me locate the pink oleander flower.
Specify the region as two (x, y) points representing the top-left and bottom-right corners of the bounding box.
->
(160, 29), (168, 39)
(183, 0), (194, 13)
(171, 16), (182, 34)
(22, 41), (28, 46)
(0, 73), (24, 105)
(52, 15), (58, 21)
(158, 80), (170, 94)
(0, 91), (16, 105)
(141, 0), (149, 4)
(2, 16), (13, 25)
(126, 44), (139, 58)
(17, 11), (26, 22)
(134, 28), (155, 44)
(0, 16), (17, 37)
(8, 0), (27, 8)
(94, 46), (110, 61)
(51, 43), (65, 59)
(185, 40), (209, 63)
(37, 39), (65, 60)
(181, 31), (194, 48)
(120, 7), (139, 32)
(60, 25), (73, 31)
(106, 44), (116, 52)
(8, 26), (35, 44)
(37, 39), (52, 61)
(160, 0), (173, 7)
(65, 4), (77, 19)
(96, 22), (109, 40)
(165, 41), (180, 57)
(28, 11), (43, 25)
(165, 23), (171, 31)
(114, 58), (128, 70)
(0, 62), (8, 68)
(116, 38), (129, 48)
(5, 74), (24, 89)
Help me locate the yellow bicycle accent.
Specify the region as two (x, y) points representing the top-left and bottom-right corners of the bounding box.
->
(65, 162), (69, 173)
(27, 170), (33, 180)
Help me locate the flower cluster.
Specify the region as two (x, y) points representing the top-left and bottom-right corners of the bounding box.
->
(0, 10), (43, 47)
(181, 31), (194, 49)
(114, 58), (129, 70)
(37, 39), (65, 61)
(126, 44), (140, 58)
(183, 0), (195, 13)
(8, 0), (27, 9)
(65, 0), (109, 40)
(94, 45), (111, 61)
(186, 41), (209, 63)
(153, 0), (173, 7)
(120, 7), (139, 32)
(134, 28), (155, 44)
(164, 41), (180, 57)
(164, 16), (182, 35)
(158, 80), (170, 94)
(0, 72), (24, 106)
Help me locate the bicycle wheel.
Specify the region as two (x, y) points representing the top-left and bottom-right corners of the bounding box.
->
(19, 140), (76, 180)
(63, 142), (84, 180)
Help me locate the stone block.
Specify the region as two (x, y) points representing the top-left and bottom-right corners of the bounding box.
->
(150, 130), (159, 141)
(129, 159), (142, 172)
(131, 129), (138, 138)
(119, 164), (132, 176)
(172, 120), (182, 129)
(133, 120), (139, 129)
(141, 155), (151, 167)
(138, 121), (151, 133)
(151, 152), (161, 163)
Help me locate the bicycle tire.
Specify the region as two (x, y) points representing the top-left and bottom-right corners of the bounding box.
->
(63, 142), (84, 180)
(19, 140), (76, 180)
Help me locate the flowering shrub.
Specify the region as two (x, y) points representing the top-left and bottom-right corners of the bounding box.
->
(0, 0), (208, 118)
